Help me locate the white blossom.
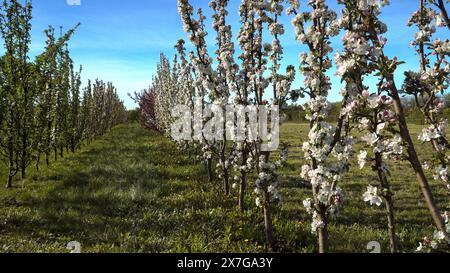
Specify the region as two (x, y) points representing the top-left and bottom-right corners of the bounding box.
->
(358, 150), (368, 169)
(433, 166), (449, 182)
(363, 185), (383, 207)
(362, 133), (379, 146)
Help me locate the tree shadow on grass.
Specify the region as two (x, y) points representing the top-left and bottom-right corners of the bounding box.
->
(0, 126), (215, 251)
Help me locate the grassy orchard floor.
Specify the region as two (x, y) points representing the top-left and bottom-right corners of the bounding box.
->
(0, 123), (448, 253)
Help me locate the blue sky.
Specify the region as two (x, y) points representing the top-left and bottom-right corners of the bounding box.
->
(26, 0), (449, 109)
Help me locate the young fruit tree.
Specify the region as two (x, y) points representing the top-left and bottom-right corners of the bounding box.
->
(34, 26), (81, 170)
(289, 0), (354, 253)
(404, 0), (450, 251)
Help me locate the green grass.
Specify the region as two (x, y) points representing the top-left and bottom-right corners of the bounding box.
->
(0, 123), (448, 253)
(279, 123), (449, 253)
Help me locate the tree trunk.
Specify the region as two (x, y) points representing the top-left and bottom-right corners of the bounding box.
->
(36, 153), (40, 172)
(21, 162), (26, 179)
(311, 159), (330, 253)
(194, 147), (198, 164)
(6, 175), (13, 189)
(317, 210), (329, 253)
(239, 173), (246, 212)
(21, 126), (27, 178)
(46, 152), (50, 166)
(206, 158), (213, 182)
(21, 90), (28, 180)
(318, 226), (329, 253)
(223, 171), (230, 196)
(264, 191), (274, 248)
(239, 151), (248, 212)
(375, 153), (399, 253)
(60, 145), (64, 158)
(7, 138), (14, 189)
(385, 195), (398, 253)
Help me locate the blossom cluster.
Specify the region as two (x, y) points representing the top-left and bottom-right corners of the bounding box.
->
(417, 212), (450, 252)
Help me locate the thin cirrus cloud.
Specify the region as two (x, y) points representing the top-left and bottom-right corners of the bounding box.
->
(25, 0), (449, 109)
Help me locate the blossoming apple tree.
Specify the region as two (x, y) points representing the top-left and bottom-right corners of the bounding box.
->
(337, 0), (448, 247)
(403, 0), (450, 251)
(289, 0), (355, 253)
